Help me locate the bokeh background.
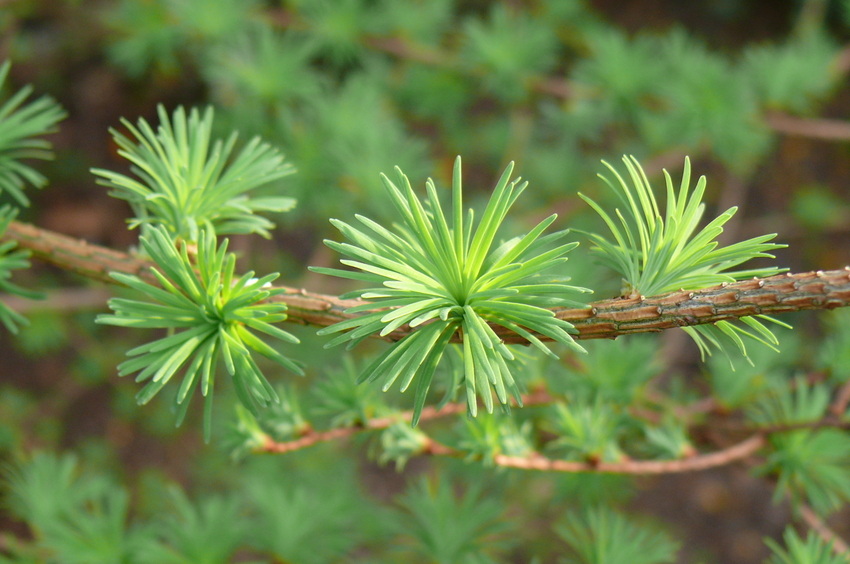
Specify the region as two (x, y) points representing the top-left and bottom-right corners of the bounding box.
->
(1, 1), (850, 562)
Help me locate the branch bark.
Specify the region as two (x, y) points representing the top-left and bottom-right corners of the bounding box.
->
(492, 434), (766, 475)
(258, 411), (769, 475)
(255, 390), (769, 475)
(4, 221), (850, 342)
(765, 111), (850, 141)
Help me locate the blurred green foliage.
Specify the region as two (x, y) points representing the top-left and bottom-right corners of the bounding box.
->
(1, 1), (850, 563)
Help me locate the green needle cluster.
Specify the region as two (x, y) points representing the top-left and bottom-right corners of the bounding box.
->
(92, 105), (296, 241)
(581, 155), (788, 363)
(314, 156), (589, 423)
(0, 60), (66, 207)
(97, 226), (302, 440)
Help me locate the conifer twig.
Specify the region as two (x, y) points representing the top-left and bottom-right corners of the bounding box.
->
(3, 221), (850, 342)
(258, 389), (553, 454)
(256, 400), (850, 474)
(7, 219), (842, 476)
(491, 434), (765, 474)
(260, 419), (767, 474)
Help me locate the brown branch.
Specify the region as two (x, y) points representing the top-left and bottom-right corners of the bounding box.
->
(492, 434), (766, 475)
(258, 407), (461, 455)
(765, 112), (850, 141)
(556, 270), (850, 341)
(261, 413), (767, 474)
(255, 389), (769, 474)
(257, 388), (553, 454)
(4, 221), (850, 342)
(422, 437), (460, 457)
(4, 220), (152, 285)
(799, 504), (850, 555)
(260, 425), (366, 455)
(255, 395), (850, 474)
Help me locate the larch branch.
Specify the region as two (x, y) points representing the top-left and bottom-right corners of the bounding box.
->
(492, 434), (766, 475)
(255, 389), (771, 475)
(766, 111), (850, 141)
(258, 409), (769, 475)
(257, 389), (553, 455)
(4, 221), (850, 342)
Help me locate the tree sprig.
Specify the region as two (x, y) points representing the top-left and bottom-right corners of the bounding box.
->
(580, 155), (789, 363)
(92, 105), (296, 241)
(0, 60), (66, 207)
(313, 156), (589, 423)
(96, 226), (302, 440)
